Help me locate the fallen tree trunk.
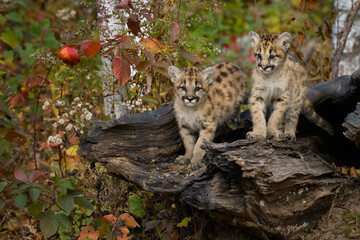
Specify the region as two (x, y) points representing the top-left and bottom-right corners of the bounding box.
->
(78, 69), (360, 239)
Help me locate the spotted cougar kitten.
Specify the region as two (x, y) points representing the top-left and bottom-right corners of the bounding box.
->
(246, 31), (333, 140)
(168, 63), (247, 168)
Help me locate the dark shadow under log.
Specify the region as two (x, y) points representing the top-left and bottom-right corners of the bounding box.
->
(78, 69), (360, 239)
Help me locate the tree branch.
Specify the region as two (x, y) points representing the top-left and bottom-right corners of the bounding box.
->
(331, 0), (360, 78)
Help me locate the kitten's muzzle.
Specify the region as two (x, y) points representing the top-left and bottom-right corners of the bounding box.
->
(182, 96), (199, 104)
(258, 64), (275, 72)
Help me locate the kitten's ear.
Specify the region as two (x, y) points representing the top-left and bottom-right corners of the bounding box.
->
(202, 67), (216, 84)
(249, 31), (260, 48)
(278, 32), (292, 51)
(168, 66), (182, 83)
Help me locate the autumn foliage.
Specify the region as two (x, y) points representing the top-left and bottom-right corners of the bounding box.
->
(0, 0), (338, 239)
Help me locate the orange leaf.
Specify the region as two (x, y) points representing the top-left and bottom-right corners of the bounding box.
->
(113, 56), (131, 86)
(57, 46), (80, 66)
(116, 227), (130, 240)
(302, 0), (318, 11)
(80, 40), (102, 57)
(103, 214), (117, 224)
(139, 38), (166, 54)
(9, 91), (28, 109)
(119, 213), (140, 228)
(297, 29), (305, 45)
(78, 226), (99, 240)
(305, 18), (312, 30)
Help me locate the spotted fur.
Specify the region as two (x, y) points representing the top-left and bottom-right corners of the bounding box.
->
(168, 63), (247, 168)
(246, 31), (333, 141)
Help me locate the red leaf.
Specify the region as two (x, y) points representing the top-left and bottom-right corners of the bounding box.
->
(4, 129), (28, 145)
(26, 64), (47, 90)
(115, 0), (133, 9)
(122, 49), (140, 66)
(14, 167), (27, 181)
(171, 22), (180, 42)
(113, 56), (131, 86)
(144, 50), (154, 63)
(9, 90), (28, 109)
(140, 9), (152, 22)
(68, 132), (79, 145)
(29, 170), (46, 184)
(80, 40), (102, 57)
(127, 14), (140, 36)
(57, 46), (80, 66)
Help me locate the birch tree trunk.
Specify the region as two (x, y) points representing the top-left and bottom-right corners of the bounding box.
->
(97, 0), (128, 119)
(332, 0), (360, 77)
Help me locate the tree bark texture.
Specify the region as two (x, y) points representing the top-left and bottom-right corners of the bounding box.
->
(97, 0), (128, 118)
(331, 0), (360, 78)
(79, 69), (360, 239)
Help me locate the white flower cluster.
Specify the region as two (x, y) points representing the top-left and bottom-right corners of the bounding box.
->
(42, 97), (94, 136)
(121, 99), (152, 113)
(42, 100), (50, 110)
(47, 134), (63, 145)
(56, 7), (76, 21)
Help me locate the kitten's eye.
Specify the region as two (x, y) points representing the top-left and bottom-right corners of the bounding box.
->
(269, 55), (275, 59)
(194, 87), (201, 91)
(181, 86), (187, 91)
(257, 54), (262, 59)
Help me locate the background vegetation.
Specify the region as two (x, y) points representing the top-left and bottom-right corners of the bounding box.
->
(0, 0), (336, 239)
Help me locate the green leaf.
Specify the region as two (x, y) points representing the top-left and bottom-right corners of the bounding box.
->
(55, 213), (71, 229)
(14, 193), (27, 211)
(0, 137), (10, 155)
(30, 24), (42, 37)
(67, 189), (84, 196)
(0, 181), (8, 192)
(128, 195), (146, 218)
(39, 19), (51, 29)
(28, 202), (43, 216)
(0, 30), (20, 48)
(3, 51), (13, 63)
(44, 32), (58, 48)
(29, 187), (40, 202)
(74, 196), (94, 211)
(0, 15), (6, 24)
(6, 12), (22, 22)
(36, 210), (58, 238)
(141, 95), (160, 105)
(58, 195), (74, 214)
(177, 217), (191, 227)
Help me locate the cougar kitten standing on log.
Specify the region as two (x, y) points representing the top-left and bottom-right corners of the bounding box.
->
(168, 63), (247, 169)
(246, 31), (334, 141)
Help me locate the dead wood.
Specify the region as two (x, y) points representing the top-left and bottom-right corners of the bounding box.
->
(78, 69), (360, 239)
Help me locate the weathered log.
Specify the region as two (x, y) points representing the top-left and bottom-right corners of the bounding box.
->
(78, 69), (360, 239)
(343, 102), (360, 147)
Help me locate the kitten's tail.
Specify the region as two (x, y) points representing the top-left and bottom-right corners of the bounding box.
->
(302, 97), (334, 136)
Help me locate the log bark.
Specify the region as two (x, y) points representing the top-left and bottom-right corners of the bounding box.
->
(78, 69), (360, 239)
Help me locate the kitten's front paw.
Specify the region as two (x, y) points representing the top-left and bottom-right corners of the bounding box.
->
(189, 159), (202, 170)
(266, 130), (284, 140)
(246, 131), (266, 140)
(284, 134), (296, 141)
(175, 155), (190, 164)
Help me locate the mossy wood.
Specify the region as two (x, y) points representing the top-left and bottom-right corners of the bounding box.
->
(79, 69), (360, 239)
